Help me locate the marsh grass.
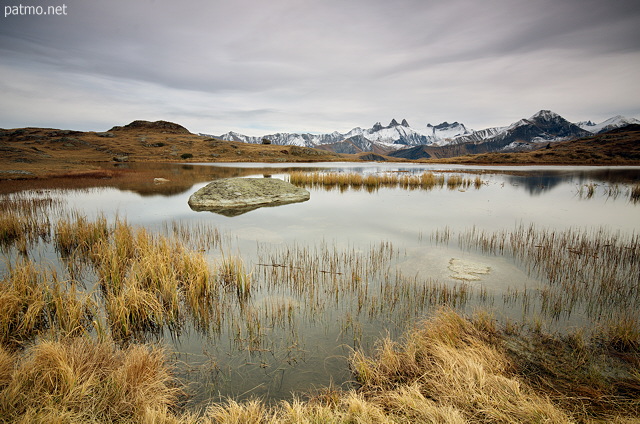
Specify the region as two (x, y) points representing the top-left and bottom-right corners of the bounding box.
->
(218, 254), (252, 300)
(54, 215), (222, 341)
(288, 171), (479, 192)
(455, 224), (640, 320)
(91, 221), (218, 340)
(54, 212), (109, 257)
(350, 308), (574, 423)
(0, 260), (49, 347)
(1, 204), (640, 421)
(0, 193), (57, 253)
(1, 308), (637, 423)
(198, 309), (640, 424)
(0, 260), (94, 347)
(631, 184), (640, 203)
(0, 337), (182, 423)
(596, 312), (640, 352)
(504, 325), (640, 420)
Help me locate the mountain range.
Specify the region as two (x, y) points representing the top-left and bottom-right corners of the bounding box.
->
(207, 110), (640, 159)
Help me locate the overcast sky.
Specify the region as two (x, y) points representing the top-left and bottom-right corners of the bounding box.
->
(1, 0), (639, 135)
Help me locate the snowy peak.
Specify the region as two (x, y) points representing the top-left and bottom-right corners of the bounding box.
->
(379, 118), (410, 129)
(426, 121), (473, 144)
(577, 115), (640, 134)
(530, 110), (563, 122)
(214, 110), (638, 155)
(447, 109), (591, 151)
(525, 110), (576, 131)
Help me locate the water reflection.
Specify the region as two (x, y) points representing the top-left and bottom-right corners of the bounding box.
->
(502, 167), (640, 195)
(1, 162), (639, 407)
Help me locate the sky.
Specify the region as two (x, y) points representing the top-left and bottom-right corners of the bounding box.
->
(1, 0), (640, 136)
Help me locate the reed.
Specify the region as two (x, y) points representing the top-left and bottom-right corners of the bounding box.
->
(446, 174), (464, 189)
(0, 213), (24, 249)
(0, 202), (52, 252)
(105, 281), (166, 340)
(47, 282), (94, 339)
(54, 212), (109, 257)
(350, 308), (573, 423)
(0, 337), (181, 423)
(631, 184), (640, 203)
(161, 219), (224, 253)
(218, 254), (252, 300)
(0, 193), (62, 216)
(288, 171), (481, 192)
(597, 312), (640, 352)
(0, 260), (51, 347)
(52, 215), (221, 340)
(0, 193), (61, 234)
(456, 224), (640, 321)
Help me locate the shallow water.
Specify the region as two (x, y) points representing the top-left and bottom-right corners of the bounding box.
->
(2, 162), (639, 407)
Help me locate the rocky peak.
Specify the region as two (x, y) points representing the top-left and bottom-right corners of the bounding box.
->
(434, 122), (456, 130)
(530, 110), (563, 123)
(401, 119), (410, 127)
(110, 120), (191, 134)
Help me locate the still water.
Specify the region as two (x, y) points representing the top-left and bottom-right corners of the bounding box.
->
(4, 162), (640, 407)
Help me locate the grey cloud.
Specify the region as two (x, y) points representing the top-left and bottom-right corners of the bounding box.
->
(1, 0), (639, 133)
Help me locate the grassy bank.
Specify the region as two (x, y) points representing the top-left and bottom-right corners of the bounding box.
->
(0, 309), (637, 423)
(1, 195), (639, 422)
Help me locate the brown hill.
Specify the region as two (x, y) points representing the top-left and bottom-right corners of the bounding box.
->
(0, 121), (350, 180)
(1, 121), (639, 183)
(109, 120), (191, 134)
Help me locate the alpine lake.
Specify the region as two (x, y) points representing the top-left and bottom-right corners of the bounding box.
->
(2, 162), (639, 410)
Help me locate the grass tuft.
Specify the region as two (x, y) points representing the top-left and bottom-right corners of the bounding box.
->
(0, 338), (181, 423)
(350, 308), (573, 423)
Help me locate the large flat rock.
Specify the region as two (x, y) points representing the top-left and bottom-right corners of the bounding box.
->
(188, 177), (310, 216)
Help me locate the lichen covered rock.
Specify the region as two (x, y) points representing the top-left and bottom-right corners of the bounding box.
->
(188, 177), (310, 216)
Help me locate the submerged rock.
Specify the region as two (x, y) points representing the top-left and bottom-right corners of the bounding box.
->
(448, 258), (491, 281)
(188, 177), (310, 216)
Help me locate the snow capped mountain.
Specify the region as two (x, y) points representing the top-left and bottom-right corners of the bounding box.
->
(426, 122), (473, 145)
(216, 119), (444, 151)
(217, 130), (345, 148)
(352, 119), (433, 147)
(211, 110), (638, 156)
(468, 110), (591, 151)
(577, 116), (640, 134)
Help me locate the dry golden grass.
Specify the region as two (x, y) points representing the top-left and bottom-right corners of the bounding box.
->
(0, 194), (56, 252)
(599, 313), (640, 352)
(288, 171), (479, 192)
(0, 260), (95, 347)
(56, 216), (225, 341)
(0, 261), (52, 347)
(350, 308), (573, 423)
(54, 212), (109, 257)
(631, 184), (640, 203)
(192, 309), (638, 423)
(0, 337), (181, 423)
(218, 254), (252, 300)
